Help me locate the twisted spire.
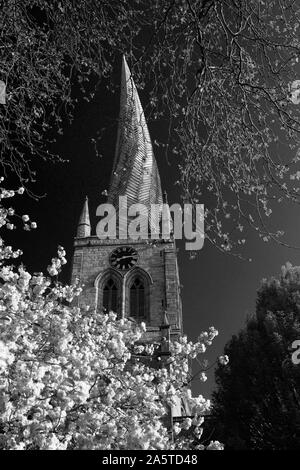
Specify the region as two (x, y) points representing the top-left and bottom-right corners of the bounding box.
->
(108, 56), (163, 233)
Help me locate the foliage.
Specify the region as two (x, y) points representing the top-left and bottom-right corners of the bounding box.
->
(0, 0), (141, 179)
(0, 185), (223, 450)
(1, 1), (300, 253)
(212, 263), (300, 450)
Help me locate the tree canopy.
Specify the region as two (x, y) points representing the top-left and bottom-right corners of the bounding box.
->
(1, 0), (300, 252)
(212, 263), (300, 450)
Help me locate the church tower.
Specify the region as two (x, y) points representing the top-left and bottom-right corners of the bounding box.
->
(71, 56), (183, 343)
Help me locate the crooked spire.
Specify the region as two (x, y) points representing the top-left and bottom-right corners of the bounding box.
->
(108, 55), (163, 232)
(77, 196), (91, 238)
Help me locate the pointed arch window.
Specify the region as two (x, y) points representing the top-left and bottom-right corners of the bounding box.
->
(103, 278), (118, 313)
(130, 277), (146, 319)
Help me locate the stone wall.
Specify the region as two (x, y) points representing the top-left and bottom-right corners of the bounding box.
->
(70, 236), (183, 340)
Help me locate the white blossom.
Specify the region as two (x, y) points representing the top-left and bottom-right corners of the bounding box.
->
(218, 355), (229, 366)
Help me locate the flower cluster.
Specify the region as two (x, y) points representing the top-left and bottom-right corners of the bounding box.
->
(218, 355), (229, 366)
(0, 180), (37, 233)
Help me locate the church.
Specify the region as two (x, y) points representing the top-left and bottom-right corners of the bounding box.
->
(71, 56), (183, 346)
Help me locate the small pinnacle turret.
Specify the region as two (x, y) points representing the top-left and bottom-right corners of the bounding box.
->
(77, 196), (91, 238)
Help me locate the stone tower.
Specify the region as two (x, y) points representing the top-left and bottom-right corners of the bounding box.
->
(71, 56), (183, 343)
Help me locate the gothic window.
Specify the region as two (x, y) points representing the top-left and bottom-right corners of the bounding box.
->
(103, 278), (118, 313)
(130, 277), (146, 319)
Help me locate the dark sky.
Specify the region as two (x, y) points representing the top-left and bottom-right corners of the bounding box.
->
(4, 60), (300, 400)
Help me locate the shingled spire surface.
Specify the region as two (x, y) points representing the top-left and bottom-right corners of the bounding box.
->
(107, 56), (163, 233)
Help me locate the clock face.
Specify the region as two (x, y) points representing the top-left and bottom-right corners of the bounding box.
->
(110, 246), (138, 271)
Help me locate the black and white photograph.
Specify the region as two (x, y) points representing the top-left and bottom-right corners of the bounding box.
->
(0, 0), (300, 455)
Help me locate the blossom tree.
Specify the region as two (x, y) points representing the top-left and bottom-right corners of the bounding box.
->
(1, 1), (300, 253)
(0, 184), (223, 450)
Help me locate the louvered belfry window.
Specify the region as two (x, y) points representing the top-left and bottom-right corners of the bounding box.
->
(103, 278), (118, 313)
(130, 277), (145, 319)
